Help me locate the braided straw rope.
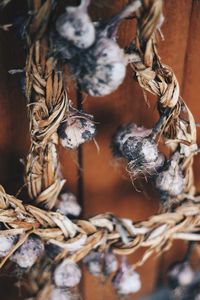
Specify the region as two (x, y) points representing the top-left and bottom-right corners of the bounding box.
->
(1, 185), (200, 270)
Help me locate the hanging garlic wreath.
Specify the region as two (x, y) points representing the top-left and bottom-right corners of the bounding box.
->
(0, 0), (199, 299)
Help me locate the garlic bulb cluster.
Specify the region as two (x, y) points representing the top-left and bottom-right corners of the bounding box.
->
(55, 192), (81, 217)
(56, 0), (95, 49)
(55, 1), (141, 96)
(155, 152), (184, 199)
(53, 259), (81, 288)
(10, 237), (44, 268)
(112, 261), (141, 295)
(112, 123), (164, 177)
(0, 235), (17, 257)
(83, 250), (118, 276)
(58, 111), (96, 149)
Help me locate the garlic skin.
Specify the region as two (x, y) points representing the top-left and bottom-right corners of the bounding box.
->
(54, 260), (81, 288)
(58, 113), (96, 149)
(112, 264), (141, 295)
(47, 288), (77, 300)
(0, 235), (17, 257)
(55, 192), (81, 217)
(156, 154), (184, 198)
(168, 262), (195, 288)
(83, 251), (118, 276)
(112, 123), (164, 176)
(56, 0), (95, 49)
(78, 38), (126, 96)
(112, 123), (152, 157)
(10, 237), (44, 268)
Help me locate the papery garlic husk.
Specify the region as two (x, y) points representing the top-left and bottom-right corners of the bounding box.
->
(83, 251), (118, 276)
(104, 251), (118, 276)
(58, 112), (96, 149)
(112, 263), (141, 295)
(168, 262), (195, 288)
(83, 251), (103, 276)
(55, 192), (81, 217)
(10, 237), (44, 268)
(0, 235), (17, 257)
(155, 153), (184, 198)
(112, 123), (152, 157)
(54, 259), (81, 288)
(47, 287), (78, 300)
(56, 0), (95, 49)
(77, 38), (126, 96)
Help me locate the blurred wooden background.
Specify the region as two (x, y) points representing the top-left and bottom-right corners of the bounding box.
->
(0, 0), (200, 299)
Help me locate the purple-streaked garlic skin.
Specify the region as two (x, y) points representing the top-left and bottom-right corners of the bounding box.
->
(112, 263), (141, 295)
(58, 114), (96, 149)
(56, 0), (95, 49)
(155, 155), (184, 198)
(47, 287), (76, 300)
(168, 262), (195, 288)
(55, 192), (81, 217)
(54, 260), (81, 288)
(0, 235), (17, 257)
(10, 237), (44, 268)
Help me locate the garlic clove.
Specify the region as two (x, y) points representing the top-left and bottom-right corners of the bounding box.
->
(83, 251), (103, 276)
(55, 192), (81, 217)
(0, 235), (17, 257)
(54, 260), (81, 288)
(104, 252), (118, 276)
(47, 287), (77, 300)
(56, 0), (95, 49)
(168, 262), (195, 288)
(112, 264), (141, 295)
(155, 154), (184, 198)
(10, 237), (44, 268)
(58, 113), (96, 149)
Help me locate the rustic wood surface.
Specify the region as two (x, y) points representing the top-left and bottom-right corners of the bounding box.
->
(0, 0), (200, 299)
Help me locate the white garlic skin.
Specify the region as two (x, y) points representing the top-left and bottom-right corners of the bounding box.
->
(156, 159), (184, 197)
(55, 192), (81, 217)
(113, 265), (141, 295)
(81, 38), (126, 96)
(0, 235), (17, 257)
(168, 262), (195, 287)
(54, 260), (81, 288)
(47, 288), (75, 300)
(104, 252), (118, 275)
(10, 237), (44, 268)
(56, 1), (95, 49)
(58, 116), (96, 149)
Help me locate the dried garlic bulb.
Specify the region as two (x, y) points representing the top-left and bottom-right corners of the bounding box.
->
(54, 260), (81, 288)
(112, 262), (141, 295)
(0, 235), (17, 257)
(156, 153), (184, 199)
(10, 237), (44, 268)
(55, 192), (81, 217)
(56, 0), (95, 49)
(58, 111), (96, 149)
(168, 262), (195, 288)
(47, 287), (78, 300)
(83, 251), (118, 276)
(112, 123), (164, 176)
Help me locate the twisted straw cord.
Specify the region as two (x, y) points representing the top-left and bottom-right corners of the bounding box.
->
(1, 185), (200, 268)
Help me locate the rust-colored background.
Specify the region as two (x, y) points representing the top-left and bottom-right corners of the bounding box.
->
(0, 0), (200, 299)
